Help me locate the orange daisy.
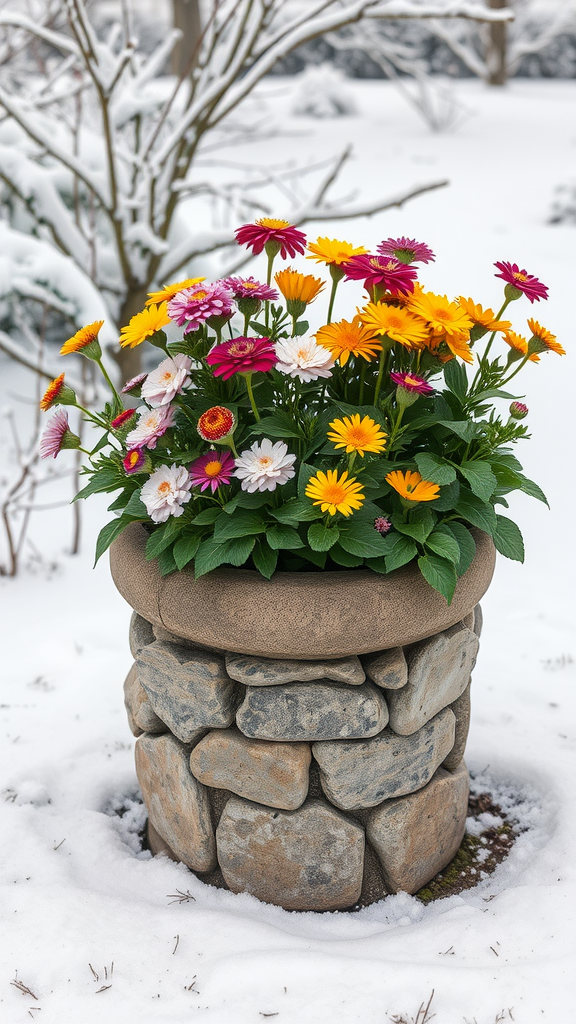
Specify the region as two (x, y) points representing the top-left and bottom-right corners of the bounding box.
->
(315, 318), (381, 365)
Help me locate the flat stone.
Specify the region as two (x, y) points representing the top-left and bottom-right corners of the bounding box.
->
(216, 796), (365, 911)
(462, 610), (475, 631)
(190, 727), (311, 810)
(129, 612), (155, 658)
(442, 682), (471, 772)
(136, 640), (239, 743)
(123, 662), (167, 737)
(366, 762), (469, 894)
(312, 707), (455, 810)
(225, 653), (365, 686)
(362, 647), (407, 690)
(135, 732), (216, 872)
(387, 622), (479, 736)
(473, 603), (483, 638)
(236, 680), (388, 741)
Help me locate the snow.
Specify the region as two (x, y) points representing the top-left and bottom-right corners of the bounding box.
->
(1, 77), (576, 1024)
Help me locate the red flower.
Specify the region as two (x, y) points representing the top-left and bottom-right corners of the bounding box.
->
(494, 261), (549, 303)
(206, 337), (276, 380)
(390, 371), (434, 396)
(197, 406), (236, 442)
(235, 218), (307, 259)
(111, 409), (137, 430)
(343, 254), (417, 295)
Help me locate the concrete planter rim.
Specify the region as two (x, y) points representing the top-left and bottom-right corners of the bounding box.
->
(110, 522), (496, 660)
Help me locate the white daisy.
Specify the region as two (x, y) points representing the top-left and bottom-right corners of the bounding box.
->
(140, 463), (192, 523)
(140, 353), (192, 407)
(275, 336), (334, 382)
(233, 438), (296, 493)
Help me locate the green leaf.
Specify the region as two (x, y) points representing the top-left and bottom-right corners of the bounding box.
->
(214, 509), (266, 542)
(173, 532), (201, 570)
(438, 420), (481, 442)
(192, 507), (222, 526)
(266, 524), (305, 550)
(418, 554), (457, 604)
(414, 453), (457, 486)
(250, 411), (304, 440)
(425, 529), (461, 564)
(75, 469), (122, 501)
(443, 360), (468, 401)
(454, 488), (497, 535)
(293, 319), (309, 336)
(157, 545), (177, 576)
(272, 498), (323, 524)
(251, 539), (278, 578)
(391, 509), (435, 544)
(123, 490), (148, 518)
(145, 517), (183, 560)
(297, 462), (316, 500)
(438, 521), (476, 576)
(329, 544), (364, 567)
(296, 545), (327, 569)
(458, 460), (497, 502)
(338, 521), (388, 559)
(194, 536), (255, 578)
(363, 556), (388, 574)
(94, 516), (133, 565)
(308, 522), (340, 552)
(515, 473), (549, 507)
(382, 533), (417, 572)
(432, 479), (460, 512)
(226, 535), (257, 566)
(493, 515), (525, 562)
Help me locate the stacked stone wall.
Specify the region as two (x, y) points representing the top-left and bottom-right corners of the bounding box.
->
(125, 606), (482, 911)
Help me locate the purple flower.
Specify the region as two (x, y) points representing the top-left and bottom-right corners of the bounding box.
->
(190, 450), (235, 493)
(167, 281), (235, 330)
(374, 516), (392, 535)
(342, 254), (418, 296)
(390, 371), (435, 396)
(378, 236), (435, 265)
(125, 404), (175, 450)
(39, 409), (80, 459)
(223, 276), (279, 302)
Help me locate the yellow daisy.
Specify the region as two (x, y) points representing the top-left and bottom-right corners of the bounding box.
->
(457, 297), (511, 333)
(305, 469), (365, 517)
(146, 277), (205, 305)
(274, 268), (324, 305)
(327, 414), (387, 457)
(315, 318), (381, 365)
(306, 237), (368, 266)
(359, 301), (430, 349)
(119, 303), (171, 349)
(39, 373), (76, 411)
(60, 320), (104, 356)
(407, 291), (473, 339)
(386, 470), (440, 502)
(435, 332), (474, 364)
(527, 318), (565, 356)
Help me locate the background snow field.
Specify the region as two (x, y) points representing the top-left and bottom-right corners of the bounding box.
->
(1, 78), (575, 1024)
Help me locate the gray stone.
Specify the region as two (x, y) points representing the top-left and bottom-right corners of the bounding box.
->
(387, 622), (479, 736)
(442, 682), (471, 772)
(123, 662), (167, 737)
(135, 732), (216, 873)
(129, 612), (155, 658)
(312, 706), (455, 810)
(473, 603), (483, 638)
(367, 762), (469, 894)
(462, 610), (475, 631)
(136, 640), (239, 743)
(216, 796), (365, 910)
(189, 727), (310, 810)
(363, 647), (407, 690)
(225, 652), (365, 687)
(236, 680), (388, 742)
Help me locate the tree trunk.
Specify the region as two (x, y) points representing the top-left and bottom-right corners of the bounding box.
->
(171, 0), (202, 79)
(109, 286), (151, 385)
(486, 0), (508, 86)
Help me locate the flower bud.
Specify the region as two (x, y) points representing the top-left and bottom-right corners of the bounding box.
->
(509, 401), (528, 420)
(374, 516), (392, 535)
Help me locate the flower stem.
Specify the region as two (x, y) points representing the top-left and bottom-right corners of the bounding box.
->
(96, 358), (122, 404)
(374, 345), (388, 406)
(327, 278), (339, 325)
(471, 298), (511, 388)
(358, 359), (367, 404)
(244, 373), (260, 421)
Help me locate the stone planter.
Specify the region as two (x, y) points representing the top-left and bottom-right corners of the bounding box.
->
(111, 523), (495, 912)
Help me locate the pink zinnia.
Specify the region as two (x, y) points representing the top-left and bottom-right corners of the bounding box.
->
(121, 372), (147, 394)
(390, 371), (434, 396)
(235, 218), (307, 259)
(167, 281), (235, 330)
(206, 336), (277, 380)
(190, 450), (235, 493)
(378, 237), (435, 265)
(39, 409), (80, 459)
(125, 404), (175, 450)
(223, 276), (279, 302)
(494, 261), (549, 303)
(343, 254), (418, 295)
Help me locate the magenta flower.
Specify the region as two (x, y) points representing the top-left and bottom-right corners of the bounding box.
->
(378, 237), (435, 265)
(509, 401), (528, 420)
(390, 371), (435, 396)
(343, 254), (418, 295)
(121, 372), (147, 395)
(235, 218), (307, 259)
(39, 409), (80, 459)
(206, 336), (277, 380)
(190, 450), (235, 493)
(223, 276), (279, 302)
(111, 408), (137, 430)
(167, 281), (235, 330)
(123, 448), (150, 475)
(374, 516), (392, 535)
(125, 404), (175, 450)
(494, 261), (549, 303)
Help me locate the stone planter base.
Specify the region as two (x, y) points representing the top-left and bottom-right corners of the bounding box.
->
(124, 605), (483, 911)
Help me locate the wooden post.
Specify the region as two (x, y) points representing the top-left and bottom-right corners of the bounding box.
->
(171, 0), (202, 78)
(486, 0), (508, 85)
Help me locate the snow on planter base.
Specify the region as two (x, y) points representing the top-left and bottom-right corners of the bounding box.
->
(127, 607), (483, 911)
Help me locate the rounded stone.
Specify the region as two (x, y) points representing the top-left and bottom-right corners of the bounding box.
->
(110, 524), (495, 659)
(236, 680), (389, 742)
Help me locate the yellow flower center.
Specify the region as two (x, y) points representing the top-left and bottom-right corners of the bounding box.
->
(404, 375), (420, 386)
(257, 217), (290, 229)
(243, 281), (258, 290)
(193, 290), (208, 300)
(158, 482), (171, 495)
(127, 451), (140, 468)
(161, 371), (174, 382)
(204, 459), (222, 477)
(228, 339), (255, 357)
(323, 482), (347, 505)
(258, 456), (273, 469)
(513, 272), (527, 282)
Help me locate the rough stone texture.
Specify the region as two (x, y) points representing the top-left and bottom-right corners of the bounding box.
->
(135, 732), (216, 873)
(136, 640), (239, 743)
(216, 796), (365, 910)
(312, 707), (455, 810)
(462, 610), (474, 631)
(474, 603), (483, 638)
(362, 647), (407, 690)
(129, 611), (155, 658)
(236, 680), (388, 742)
(387, 622), (479, 736)
(189, 727), (311, 810)
(443, 682), (471, 772)
(225, 653), (365, 687)
(123, 663), (167, 737)
(367, 762), (469, 894)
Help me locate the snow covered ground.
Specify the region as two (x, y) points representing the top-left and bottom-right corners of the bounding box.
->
(1, 78), (575, 1024)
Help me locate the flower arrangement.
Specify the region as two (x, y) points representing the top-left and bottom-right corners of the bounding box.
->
(40, 218), (564, 603)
